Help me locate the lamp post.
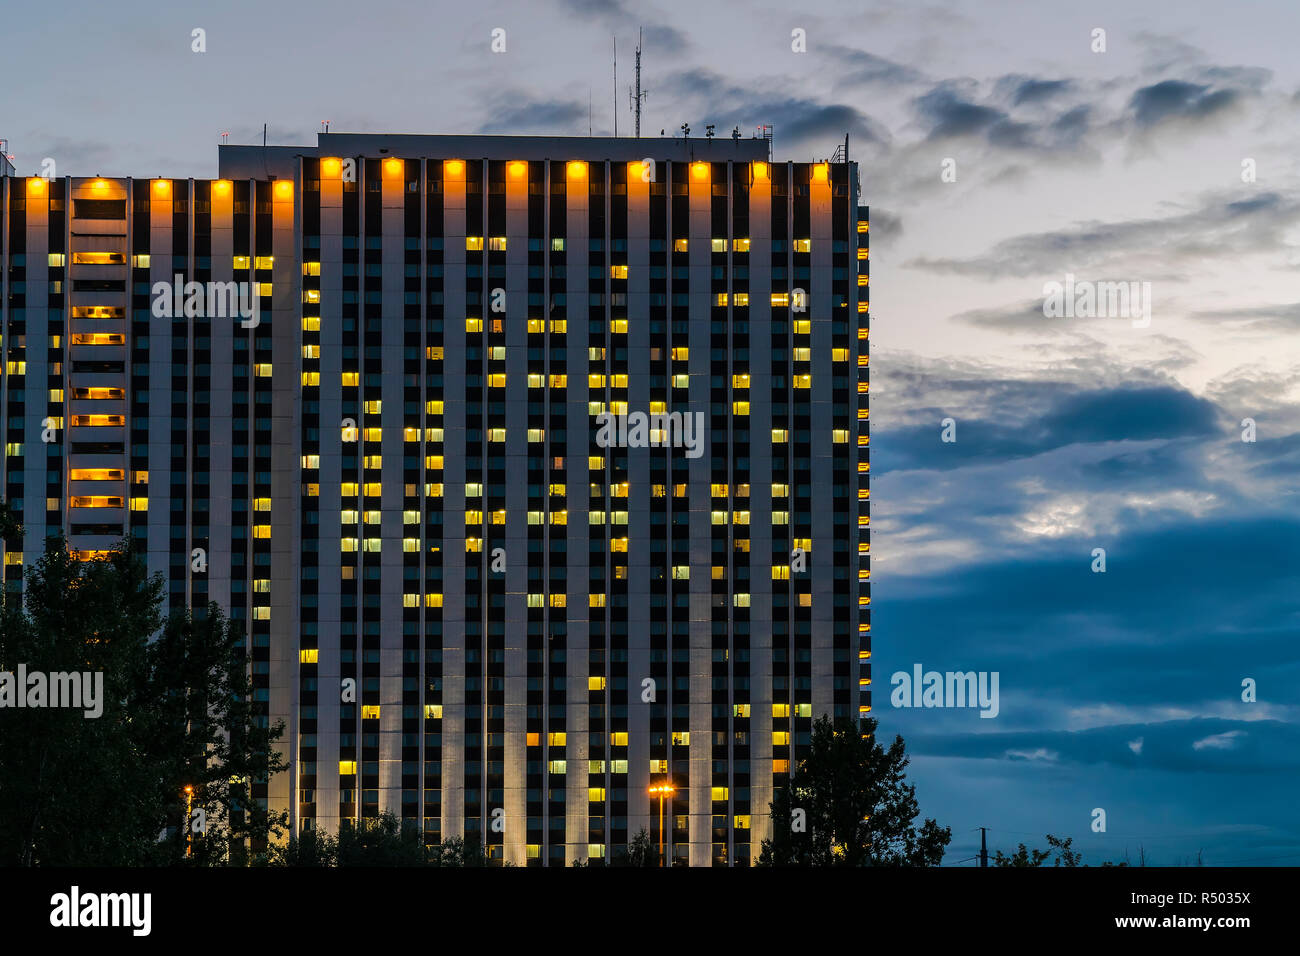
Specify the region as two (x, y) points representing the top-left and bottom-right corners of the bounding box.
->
(184, 786), (193, 858)
(649, 782), (675, 867)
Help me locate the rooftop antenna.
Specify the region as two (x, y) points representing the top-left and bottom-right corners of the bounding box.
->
(629, 28), (648, 138)
(589, 88), (593, 136)
(263, 123), (267, 148)
(321, 120), (330, 134)
(613, 36), (617, 137)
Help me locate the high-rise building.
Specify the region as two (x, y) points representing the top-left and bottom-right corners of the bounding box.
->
(0, 133), (869, 865)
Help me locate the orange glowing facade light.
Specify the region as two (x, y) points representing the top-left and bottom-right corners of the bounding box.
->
(213, 179), (231, 195)
(383, 157), (403, 177)
(812, 163), (829, 183)
(508, 161), (527, 179)
(691, 162), (709, 181)
(321, 157), (341, 177)
(26, 177), (46, 196)
(444, 159), (465, 177)
(152, 178), (171, 196)
(274, 180), (293, 199)
(567, 161), (587, 180)
(92, 178), (109, 191)
(752, 161), (768, 179)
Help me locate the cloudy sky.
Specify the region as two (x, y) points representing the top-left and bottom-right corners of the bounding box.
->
(6, 0), (1299, 866)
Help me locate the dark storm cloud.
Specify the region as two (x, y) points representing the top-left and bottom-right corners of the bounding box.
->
(476, 95), (589, 133)
(1129, 79), (1242, 128)
(822, 43), (928, 88)
(657, 68), (892, 149)
(554, 0), (689, 51)
(872, 383), (1224, 474)
(914, 85), (1005, 138)
(908, 189), (1300, 278)
(905, 720), (1300, 774)
(866, 208), (903, 242)
(1006, 77), (1074, 106)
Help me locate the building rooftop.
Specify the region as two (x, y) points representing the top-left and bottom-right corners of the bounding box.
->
(218, 131), (773, 179)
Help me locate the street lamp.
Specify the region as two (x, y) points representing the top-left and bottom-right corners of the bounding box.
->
(649, 782), (676, 868)
(183, 786), (193, 858)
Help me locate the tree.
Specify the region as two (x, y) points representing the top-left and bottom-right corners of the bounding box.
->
(0, 535), (289, 865)
(993, 843), (1052, 867)
(336, 812), (428, 866)
(757, 715), (951, 866)
(993, 834), (1126, 867)
(624, 827), (660, 867)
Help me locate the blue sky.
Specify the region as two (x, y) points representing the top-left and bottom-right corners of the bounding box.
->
(4, 0), (1298, 865)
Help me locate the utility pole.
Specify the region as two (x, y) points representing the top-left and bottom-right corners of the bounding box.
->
(979, 826), (989, 867)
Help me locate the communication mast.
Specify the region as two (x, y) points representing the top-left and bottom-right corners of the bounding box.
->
(628, 28), (648, 138)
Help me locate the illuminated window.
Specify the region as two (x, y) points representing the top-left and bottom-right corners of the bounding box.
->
(341, 372), (359, 387)
(466, 317), (483, 332)
(610, 264), (628, 279)
(466, 236), (485, 251)
(425, 704), (443, 720)
(339, 761), (357, 776)
(300, 649), (318, 664)
(673, 239), (688, 252)
(588, 676), (606, 690)
(733, 704), (751, 718)
(488, 237), (506, 251)
(793, 239), (811, 253)
(711, 238), (726, 252)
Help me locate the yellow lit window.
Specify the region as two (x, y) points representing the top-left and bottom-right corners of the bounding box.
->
(252, 606), (270, 621)
(734, 815), (751, 829)
(672, 566), (690, 580)
(69, 495), (124, 509)
(733, 238), (750, 252)
(793, 319), (811, 334)
(734, 593), (751, 607)
(548, 760), (567, 774)
(466, 236), (485, 251)
(300, 649), (318, 664)
(549, 593), (567, 607)
(233, 256), (251, 270)
(341, 372), (359, 387)
(588, 676), (606, 691)
(588, 788), (606, 802)
(672, 732), (690, 746)
(361, 705), (381, 720)
(793, 347), (811, 362)
(301, 371), (320, 386)
(715, 293), (729, 307)
(610, 264), (628, 279)
(426, 593), (443, 608)
(670, 347), (689, 361)
(425, 704), (443, 720)
(771, 292), (789, 307)
(711, 787), (729, 802)
(734, 293), (749, 306)
(253, 525), (271, 539)
(711, 238), (726, 252)
(772, 565), (790, 580)
(772, 429), (788, 443)
(673, 374), (689, 388)
(610, 319), (628, 334)
(254, 497), (271, 511)
(339, 761), (357, 776)
(488, 237), (506, 251)
(773, 731), (790, 745)
(733, 703), (751, 718)
(673, 239), (688, 252)
(340, 538), (358, 552)
(466, 317), (483, 333)
(733, 401), (750, 415)
(549, 732), (567, 746)
(427, 400), (444, 414)
(833, 429), (849, 443)
(363, 539), (381, 552)
(341, 482), (358, 496)
(794, 239), (811, 253)
(487, 374), (506, 389)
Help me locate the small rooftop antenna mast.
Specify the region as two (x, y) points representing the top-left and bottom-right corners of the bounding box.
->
(629, 28), (648, 138)
(613, 36), (618, 137)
